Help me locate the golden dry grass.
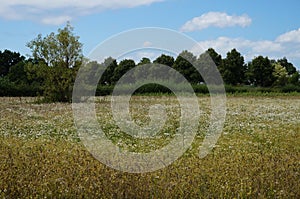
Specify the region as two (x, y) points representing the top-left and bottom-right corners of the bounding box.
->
(0, 96), (299, 198)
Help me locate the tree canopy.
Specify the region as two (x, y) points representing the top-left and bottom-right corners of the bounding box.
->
(26, 22), (83, 102)
(219, 49), (245, 85)
(27, 23), (82, 69)
(0, 23), (300, 100)
(0, 50), (25, 77)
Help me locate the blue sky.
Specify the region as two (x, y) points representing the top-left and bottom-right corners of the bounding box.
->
(0, 0), (300, 69)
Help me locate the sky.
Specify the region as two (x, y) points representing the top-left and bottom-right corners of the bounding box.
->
(0, 0), (300, 69)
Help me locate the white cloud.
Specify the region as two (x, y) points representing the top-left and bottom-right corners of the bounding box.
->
(194, 37), (281, 60)
(181, 12), (252, 32)
(276, 28), (300, 43)
(118, 51), (160, 63)
(0, 0), (164, 25)
(192, 28), (300, 69)
(41, 16), (72, 26)
(143, 41), (152, 47)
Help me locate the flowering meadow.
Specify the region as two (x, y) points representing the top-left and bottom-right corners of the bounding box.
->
(0, 96), (299, 198)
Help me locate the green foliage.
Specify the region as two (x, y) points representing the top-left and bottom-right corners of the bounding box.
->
(248, 56), (275, 87)
(173, 50), (200, 84)
(153, 54), (174, 66)
(272, 62), (288, 86)
(280, 84), (300, 92)
(138, 57), (151, 65)
(26, 22), (83, 102)
(288, 71), (300, 85)
(26, 22), (82, 68)
(0, 50), (25, 77)
(112, 59), (135, 83)
(0, 77), (16, 96)
(277, 57), (296, 75)
(0, 77), (41, 96)
(196, 51), (222, 84)
(7, 61), (28, 84)
(99, 57), (117, 85)
(192, 84), (209, 93)
(96, 85), (114, 96)
(134, 83), (173, 94)
(0, 59), (43, 97)
(206, 48), (222, 67)
(1, 40), (300, 98)
(42, 66), (77, 102)
(219, 49), (245, 85)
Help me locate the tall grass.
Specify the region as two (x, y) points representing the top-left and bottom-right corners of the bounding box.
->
(0, 96), (299, 198)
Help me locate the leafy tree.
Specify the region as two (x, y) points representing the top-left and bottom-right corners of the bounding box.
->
(27, 22), (82, 68)
(84, 61), (104, 86)
(134, 58), (152, 81)
(7, 60), (28, 84)
(248, 56), (274, 87)
(71, 60), (104, 99)
(194, 48), (222, 84)
(151, 54), (175, 81)
(173, 50), (200, 84)
(153, 54), (174, 67)
(25, 59), (48, 86)
(219, 49), (245, 85)
(277, 57), (296, 75)
(0, 76), (16, 96)
(272, 63), (288, 86)
(0, 50), (25, 77)
(112, 59), (135, 83)
(100, 57), (118, 85)
(206, 48), (222, 68)
(138, 57), (151, 65)
(43, 65), (76, 102)
(289, 71), (300, 85)
(26, 22), (83, 102)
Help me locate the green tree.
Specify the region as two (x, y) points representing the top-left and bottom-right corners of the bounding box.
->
(26, 22), (83, 102)
(0, 50), (25, 77)
(195, 48), (223, 84)
(7, 60), (27, 84)
(112, 59), (135, 83)
(277, 57), (296, 75)
(27, 23), (82, 68)
(272, 63), (288, 86)
(138, 57), (151, 65)
(151, 54), (175, 81)
(134, 58), (151, 81)
(206, 48), (222, 68)
(173, 50), (200, 84)
(289, 71), (300, 85)
(219, 49), (245, 85)
(248, 56), (274, 87)
(100, 57), (118, 85)
(153, 54), (174, 67)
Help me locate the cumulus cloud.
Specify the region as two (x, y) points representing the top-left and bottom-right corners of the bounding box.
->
(192, 28), (300, 68)
(118, 51), (163, 63)
(180, 12), (252, 32)
(276, 28), (300, 43)
(0, 0), (164, 25)
(143, 41), (153, 47)
(41, 16), (73, 26)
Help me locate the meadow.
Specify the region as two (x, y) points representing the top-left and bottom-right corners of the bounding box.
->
(0, 95), (299, 198)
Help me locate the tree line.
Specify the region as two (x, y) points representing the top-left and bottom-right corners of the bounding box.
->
(0, 23), (300, 102)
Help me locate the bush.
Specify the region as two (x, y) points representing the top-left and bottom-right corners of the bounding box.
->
(0, 77), (42, 97)
(192, 84), (209, 94)
(280, 84), (300, 93)
(96, 85), (114, 96)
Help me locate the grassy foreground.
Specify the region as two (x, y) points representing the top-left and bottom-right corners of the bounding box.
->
(0, 96), (299, 198)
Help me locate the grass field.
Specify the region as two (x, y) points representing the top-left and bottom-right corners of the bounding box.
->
(0, 96), (299, 198)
